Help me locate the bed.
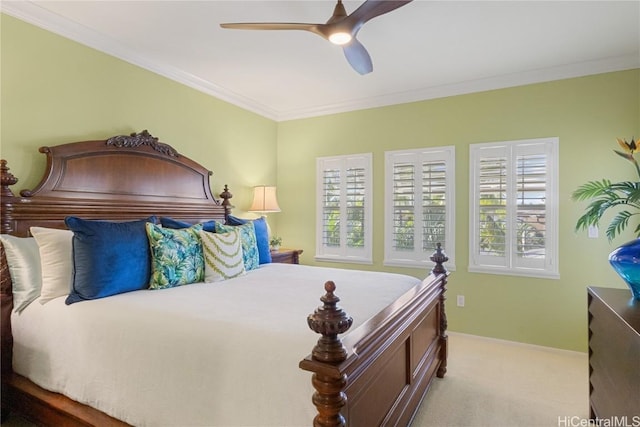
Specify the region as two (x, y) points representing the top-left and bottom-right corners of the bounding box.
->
(0, 131), (449, 426)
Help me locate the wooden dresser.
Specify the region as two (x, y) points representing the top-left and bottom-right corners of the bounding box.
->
(587, 286), (640, 420)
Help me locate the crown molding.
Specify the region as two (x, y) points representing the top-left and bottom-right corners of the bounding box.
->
(3, 1), (638, 123)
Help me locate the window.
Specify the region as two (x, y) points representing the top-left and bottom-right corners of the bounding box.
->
(316, 153), (372, 264)
(384, 147), (455, 269)
(469, 137), (559, 278)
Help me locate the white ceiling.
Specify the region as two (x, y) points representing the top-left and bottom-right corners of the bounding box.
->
(3, 1), (639, 121)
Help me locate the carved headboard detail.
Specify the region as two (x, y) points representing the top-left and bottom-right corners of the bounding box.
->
(0, 131), (232, 236)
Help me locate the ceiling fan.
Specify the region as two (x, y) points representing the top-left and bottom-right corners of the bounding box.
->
(220, 0), (413, 75)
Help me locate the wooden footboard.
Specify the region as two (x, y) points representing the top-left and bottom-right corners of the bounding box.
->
(300, 245), (449, 427)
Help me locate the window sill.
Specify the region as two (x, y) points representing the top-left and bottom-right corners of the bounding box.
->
(384, 259), (456, 271)
(314, 256), (373, 265)
(468, 265), (559, 280)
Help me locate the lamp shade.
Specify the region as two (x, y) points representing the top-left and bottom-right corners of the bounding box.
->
(248, 186), (281, 213)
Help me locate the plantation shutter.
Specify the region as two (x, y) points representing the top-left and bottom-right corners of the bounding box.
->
(422, 161), (447, 253)
(476, 151), (508, 266)
(513, 146), (548, 270)
(321, 167), (341, 248)
(385, 148), (455, 268)
(316, 154), (372, 263)
(469, 138), (558, 278)
(392, 162), (416, 251)
(346, 166), (366, 248)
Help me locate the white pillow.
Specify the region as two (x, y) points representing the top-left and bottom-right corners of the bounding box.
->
(0, 235), (42, 313)
(200, 229), (246, 282)
(30, 227), (73, 304)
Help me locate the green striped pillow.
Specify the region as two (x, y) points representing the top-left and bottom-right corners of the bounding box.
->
(200, 229), (246, 282)
(214, 222), (259, 271)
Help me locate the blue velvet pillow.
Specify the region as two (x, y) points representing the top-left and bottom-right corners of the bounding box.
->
(226, 215), (272, 264)
(160, 217), (216, 233)
(64, 216), (157, 304)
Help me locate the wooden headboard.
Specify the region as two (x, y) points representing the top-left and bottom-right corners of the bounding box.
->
(0, 130), (233, 375)
(1, 130), (232, 236)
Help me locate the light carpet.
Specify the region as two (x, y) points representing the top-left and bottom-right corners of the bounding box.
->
(410, 332), (589, 427)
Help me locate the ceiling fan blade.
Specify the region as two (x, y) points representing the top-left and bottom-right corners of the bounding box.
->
(221, 22), (317, 31)
(343, 39), (373, 75)
(220, 22), (329, 40)
(347, 0), (413, 27)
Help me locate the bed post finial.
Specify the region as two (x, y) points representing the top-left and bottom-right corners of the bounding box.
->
(307, 281), (353, 363)
(304, 281), (353, 427)
(1, 159), (18, 234)
(219, 184), (233, 221)
(1, 160), (17, 198)
(430, 242), (448, 275)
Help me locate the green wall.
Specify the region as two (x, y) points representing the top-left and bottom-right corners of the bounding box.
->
(2, 14), (639, 352)
(277, 70), (640, 352)
(0, 14), (278, 213)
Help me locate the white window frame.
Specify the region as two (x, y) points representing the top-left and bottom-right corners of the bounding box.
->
(384, 146), (456, 270)
(316, 153), (373, 264)
(469, 137), (559, 279)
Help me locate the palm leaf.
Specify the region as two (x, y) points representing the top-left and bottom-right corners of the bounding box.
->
(628, 188), (640, 205)
(606, 210), (635, 241)
(575, 199), (609, 231)
(571, 179), (612, 201)
(609, 180), (640, 192)
(611, 181), (640, 202)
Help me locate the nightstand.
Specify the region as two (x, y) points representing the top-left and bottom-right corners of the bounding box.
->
(270, 248), (303, 264)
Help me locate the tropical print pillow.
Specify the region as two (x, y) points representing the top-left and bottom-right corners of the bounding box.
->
(215, 222), (259, 271)
(146, 223), (204, 289)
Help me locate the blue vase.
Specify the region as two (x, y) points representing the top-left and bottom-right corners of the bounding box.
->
(608, 238), (640, 301)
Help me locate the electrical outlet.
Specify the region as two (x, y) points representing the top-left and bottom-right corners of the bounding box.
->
(457, 295), (465, 307)
(588, 225), (599, 238)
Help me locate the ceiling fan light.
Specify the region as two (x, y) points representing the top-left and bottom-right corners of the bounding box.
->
(329, 32), (352, 45)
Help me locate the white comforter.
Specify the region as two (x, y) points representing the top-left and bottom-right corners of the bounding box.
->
(12, 263), (421, 427)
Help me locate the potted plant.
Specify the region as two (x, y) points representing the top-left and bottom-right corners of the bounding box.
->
(573, 137), (640, 240)
(572, 137), (640, 300)
(270, 236), (282, 251)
